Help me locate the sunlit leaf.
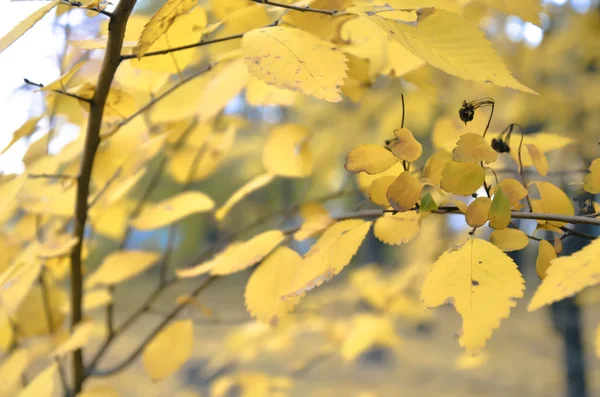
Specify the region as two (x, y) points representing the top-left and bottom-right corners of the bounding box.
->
(373, 211), (420, 245)
(2, 116), (42, 155)
(490, 228), (529, 251)
(294, 203), (334, 241)
(345, 144), (398, 175)
(488, 187), (511, 230)
(390, 128), (422, 162)
(370, 8), (536, 93)
(465, 197), (491, 228)
(529, 237), (600, 311)
(525, 143), (548, 176)
(284, 220), (371, 298)
(85, 251), (160, 288)
(142, 320), (194, 382)
(529, 181), (574, 228)
(263, 124), (313, 178)
(368, 175), (396, 208)
(243, 26), (348, 102)
(137, 0), (197, 58)
(245, 247), (302, 326)
(453, 133), (497, 164)
(0, 0), (61, 54)
(440, 161), (485, 196)
(50, 320), (94, 358)
(386, 171), (422, 212)
(535, 240), (556, 280)
(17, 363), (57, 397)
(131, 191), (215, 230)
(496, 178), (528, 206)
(340, 314), (402, 361)
(421, 238), (524, 353)
(215, 173), (275, 221)
(583, 159), (600, 194)
(423, 150), (452, 186)
(0, 349), (28, 393)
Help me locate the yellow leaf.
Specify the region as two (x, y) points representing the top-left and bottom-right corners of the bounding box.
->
(176, 243), (242, 279)
(215, 173), (275, 221)
(465, 197), (492, 228)
(0, 309), (14, 352)
(210, 0), (251, 20)
(209, 4), (269, 56)
(477, 0), (541, 25)
(583, 159), (600, 194)
(15, 283), (67, 337)
(0, 175), (26, 215)
(0, 0), (61, 54)
(490, 228), (529, 251)
(373, 211), (420, 245)
(284, 0), (353, 41)
(525, 143), (548, 177)
(386, 172), (422, 212)
(345, 144), (398, 175)
(2, 116), (42, 154)
(242, 25), (348, 102)
(131, 191), (215, 230)
(440, 161), (485, 196)
(455, 351), (488, 370)
(142, 320), (194, 382)
(488, 187), (511, 230)
(368, 175), (396, 207)
(370, 9), (536, 93)
(198, 58), (249, 121)
(421, 238), (524, 353)
(0, 261), (42, 316)
(50, 320), (94, 358)
(246, 75), (297, 106)
(529, 181), (574, 228)
(0, 349), (28, 393)
(340, 314), (401, 361)
(85, 251), (160, 288)
(535, 240), (556, 280)
(529, 238), (600, 311)
(38, 62), (84, 93)
(77, 387), (120, 397)
(210, 230), (286, 276)
(440, 198), (468, 214)
(83, 289), (112, 312)
(75, 83), (137, 118)
(137, 0), (197, 58)
(245, 247), (302, 326)
(36, 234), (78, 259)
(383, 38), (425, 76)
(496, 178), (528, 206)
(423, 150), (452, 186)
(17, 363), (57, 397)
(294, 203), (334, 241)
(284, 220), (371, 298)
(390, 128), (422, 162)
(262, 124), (313, 178)
(453, 133), (497, 164)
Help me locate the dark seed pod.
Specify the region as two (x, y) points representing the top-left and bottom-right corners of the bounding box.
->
(459, 101), (475, 124)
(491, 138), (511, 153)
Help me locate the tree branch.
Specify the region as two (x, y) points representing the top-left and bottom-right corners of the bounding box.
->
(61, 0), (113, 17)
(24, 78), (91, 103)
(251, 0), (340, 15)
(69, 0), (137, 393)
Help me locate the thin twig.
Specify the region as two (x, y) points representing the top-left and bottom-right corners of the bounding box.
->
(61, 0), (113, 17)
(515, 124), (533, 211)
(251, 0), (340, 15)
(27, 173), (76, 180)
(24, 78), (91, 103)
(69, 0), (137, 393)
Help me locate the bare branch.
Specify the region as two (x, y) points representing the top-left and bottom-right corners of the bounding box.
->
(24, 78), (91, 103)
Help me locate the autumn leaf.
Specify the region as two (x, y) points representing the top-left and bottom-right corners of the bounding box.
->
(50, 321), (94, 358)
(529, 181), (574, 228)
(370, 8), (536, 93)
(490, 228), (529, 251)
(440, 161), (485, 196)
(421, 238), (525, 353)
(583, 159), (600, 194)
(340, 314), (402, 361)
(496, 178), (528, 206)
(17, 363), (57, 397)
(143, 320), (194, 382)
(38, 62), (84, 93)
(386, 171), (422, 212)
(245, 247), (303, 326)
(477, 0), (541, 25)
(525, 143), (548, 176)
(529, 237), (600, 311)
(465, 197), (492, 228)
(131, 191), (215, 230)
(345, 144), (398, 174)
(535, 240), (556, 280)
(263, 124), (313, 178)
(242, 25), (348, 102)
(215, 173), (275, 221)
(294, 203), (334, 241)
(2, 116), (42, 155)
(284, 220), (371, 298)
(0, 0), (61, 54)
(373, 211), (420, 245)
(423, 150), (452, 186)
(137, 0), (197, 58)
(368, 175), (396, 208)
(488, 187), (511, 230)
(0, 349), (28, 392)
(453, 133), (497, 164)
(85, 251), (160, 288)
(390, 128), (422, 162)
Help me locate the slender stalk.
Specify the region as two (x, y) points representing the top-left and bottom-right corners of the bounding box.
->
(69, 0), (137, 393)
(61, 0), (113, 17)
(515, 124), (534, 211)
(251, 0), (340, 15)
